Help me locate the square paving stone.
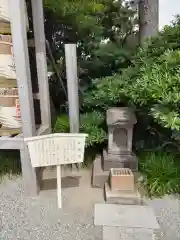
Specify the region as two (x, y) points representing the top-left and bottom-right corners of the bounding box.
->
(94, 204), (159, 229)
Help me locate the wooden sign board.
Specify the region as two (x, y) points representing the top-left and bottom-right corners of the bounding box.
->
(0, 0), (29, 28)
(25, 133), (88, 208)
(0, 77), (17, 88)
(0, 0), (10, 22)
(0, 41), (12, 54)
(0, 34), (12, 42)
(0, 22), (11, 34)
(0, 54), (16, 79)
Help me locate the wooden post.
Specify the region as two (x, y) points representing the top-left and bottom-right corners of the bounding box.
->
(31, 0), (51, 131)
(9, 0), (39, 195)
(56, 165), (62, 208)
(65, 44), (79, 133)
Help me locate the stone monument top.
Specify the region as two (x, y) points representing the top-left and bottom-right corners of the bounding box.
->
(107, 107), (137, 126)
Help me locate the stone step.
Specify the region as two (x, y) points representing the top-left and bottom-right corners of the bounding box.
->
(92, 155), (109, 188)
(104, 182), (143, 205)
(94, 204), (160, 229)
(103, 226), (155, 240)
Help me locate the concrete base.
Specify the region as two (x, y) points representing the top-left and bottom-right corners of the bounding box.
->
(103, 149), (138, 172)
(92, 155), (109, 188)
(104, 182), (143, 205)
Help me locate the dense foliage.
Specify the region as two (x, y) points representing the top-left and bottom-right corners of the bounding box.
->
(43, 0), (137, 99)
(139, 152), (180, 197)
(54, 111), (106, 147)
(44, 0), (139, 148)
(83, 17), (180, 150)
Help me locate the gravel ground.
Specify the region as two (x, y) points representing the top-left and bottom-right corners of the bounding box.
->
(0, 170), (180, 240)
(0, 170), (103, 240)
(148, 196), (180, 240)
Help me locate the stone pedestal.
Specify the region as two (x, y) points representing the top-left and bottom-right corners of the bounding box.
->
(104, 167), (143, 205)
(104, 182), (143, 205)
(92, 154), (109, 188)
(103, 149), (138, 172)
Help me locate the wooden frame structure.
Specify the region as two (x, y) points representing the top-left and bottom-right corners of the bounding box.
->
(0, 0), (51, 195)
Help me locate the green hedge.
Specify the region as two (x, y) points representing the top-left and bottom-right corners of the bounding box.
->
(83, 17), (180, 146)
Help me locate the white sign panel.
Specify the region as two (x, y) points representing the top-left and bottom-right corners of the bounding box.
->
(25, 133), (88, 208)
(25, 133), (87, 167)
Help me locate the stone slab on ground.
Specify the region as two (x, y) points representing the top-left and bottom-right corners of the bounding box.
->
(94, 204), (160, 229)
(104, 182), (143, 205)
(103, 226), (155, 240)
(92, 155), (109, 188)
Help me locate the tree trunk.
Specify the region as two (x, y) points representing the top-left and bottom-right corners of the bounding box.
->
(139, 0), (159, 44)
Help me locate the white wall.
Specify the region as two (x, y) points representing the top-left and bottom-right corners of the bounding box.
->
(159, 0), (180, 29)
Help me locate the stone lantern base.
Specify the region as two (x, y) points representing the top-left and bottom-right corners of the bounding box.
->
(103, 149), (138, 172)
(92, 150), (138, 189)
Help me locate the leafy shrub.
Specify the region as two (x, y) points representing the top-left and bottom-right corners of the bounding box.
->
(54, 114), (70, 132)
(54, 111), (107, 147)
(0, 151), (21, 178)
(139, 152), (180, 197)
(80, 111), (107, 146)
(83, 17), (180, 148)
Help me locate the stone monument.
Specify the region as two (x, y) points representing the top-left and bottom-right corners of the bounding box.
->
(92, 107), (138, 188)
(103, 107), (138, 171)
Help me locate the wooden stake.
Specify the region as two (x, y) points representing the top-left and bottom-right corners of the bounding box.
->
(65, 44), (79, 133)
(57, 165), (62, 208)
(31, 0), (51, 131)
(9, 0), (39, 195)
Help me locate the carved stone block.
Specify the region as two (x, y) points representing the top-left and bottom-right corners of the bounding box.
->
(103, 149), (138, 172)
(107, 107), (137, 155)
(110, 168), (135, 191)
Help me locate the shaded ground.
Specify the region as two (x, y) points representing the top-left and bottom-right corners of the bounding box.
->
(0, 169), (180, 240)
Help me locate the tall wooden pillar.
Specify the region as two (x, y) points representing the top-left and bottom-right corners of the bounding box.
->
(9, 0), (39, 195)
(31, 0), (51, 131)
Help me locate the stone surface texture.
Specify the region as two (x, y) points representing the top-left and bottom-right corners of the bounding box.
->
(103, 150), (138, 172)
(110, 168), (134, 191)
(106, 107), (136, 154)
(103, 227), (154, 240)
(104, 182), (142, 205)
(92, 155), (109, 188)
(94, 204), (160, 229)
